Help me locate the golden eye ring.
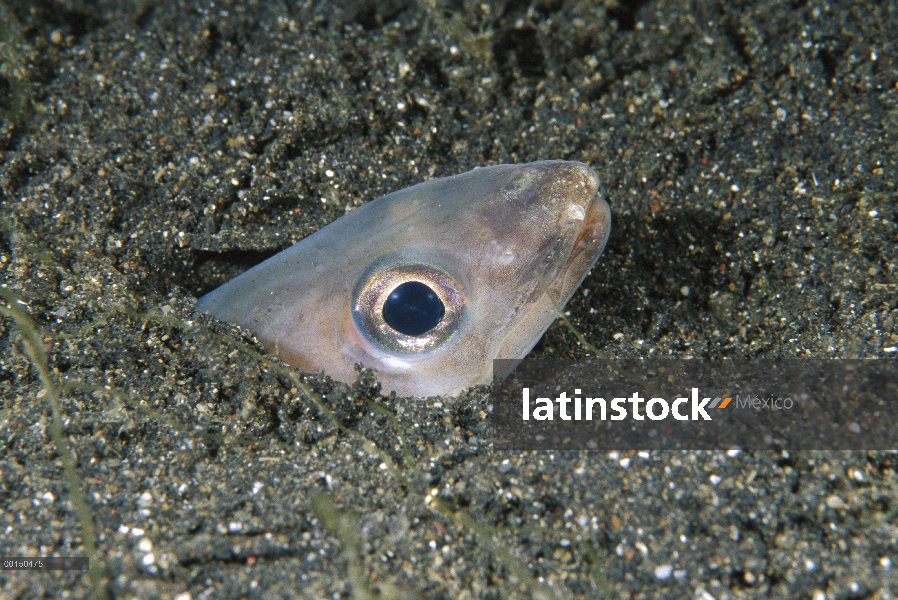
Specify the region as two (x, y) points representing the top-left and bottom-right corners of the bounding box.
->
(351, 262), (466, 354)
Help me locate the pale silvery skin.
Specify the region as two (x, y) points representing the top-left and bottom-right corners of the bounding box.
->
(197, 160), (611, 397)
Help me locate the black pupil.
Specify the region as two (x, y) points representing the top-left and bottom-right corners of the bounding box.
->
(383, 281), (445, 336)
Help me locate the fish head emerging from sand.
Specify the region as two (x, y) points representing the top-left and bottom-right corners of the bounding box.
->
(197, 160), (611, 397)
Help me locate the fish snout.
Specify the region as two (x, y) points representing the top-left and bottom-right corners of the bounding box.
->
(519, 161), (608, 291)
(552, 163), (610, 301)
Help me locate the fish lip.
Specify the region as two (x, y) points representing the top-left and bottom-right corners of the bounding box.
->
(490, 163), (609, 369)
(567, 180), (610, 266)
(499, 164), (606, 327)
(539, 162), (610, 296)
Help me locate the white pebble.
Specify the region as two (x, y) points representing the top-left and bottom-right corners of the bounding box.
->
(654, 564), (673, 579)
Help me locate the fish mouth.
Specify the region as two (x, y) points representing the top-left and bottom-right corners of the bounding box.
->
(535, 163), (611, 303)
(491, 164), (610, 365)
(552, 186), (612, 299)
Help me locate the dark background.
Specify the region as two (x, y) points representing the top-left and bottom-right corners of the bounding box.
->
(1, 0), (896, 598)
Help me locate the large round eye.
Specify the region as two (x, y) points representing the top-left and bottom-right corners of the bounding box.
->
(352, 263), (465, 354)
(382, 281), (446, 336)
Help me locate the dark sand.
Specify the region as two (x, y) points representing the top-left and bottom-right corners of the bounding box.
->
(1, 1), (896, 598)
